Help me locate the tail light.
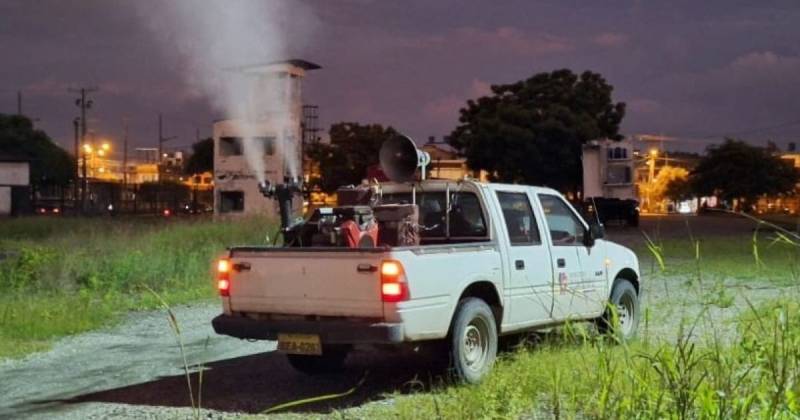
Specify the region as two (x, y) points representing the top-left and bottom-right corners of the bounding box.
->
(217, 258), (230, 297)
(381, 260), (408, 302)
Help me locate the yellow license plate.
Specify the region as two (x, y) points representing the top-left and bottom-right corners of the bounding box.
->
(277, 333), (322, 355)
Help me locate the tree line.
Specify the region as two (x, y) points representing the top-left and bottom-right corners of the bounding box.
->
(3, 68), (798, 209)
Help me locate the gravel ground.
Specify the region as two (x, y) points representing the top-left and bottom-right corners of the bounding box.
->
(2, 214), (797, 419)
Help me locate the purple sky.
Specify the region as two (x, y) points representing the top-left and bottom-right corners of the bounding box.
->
(2, 0), (800, 155)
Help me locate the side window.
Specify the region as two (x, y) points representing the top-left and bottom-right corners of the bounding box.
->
(448, 193), (488, 238)
(538, 194), (584, 246)
(496, 192), (541, 245)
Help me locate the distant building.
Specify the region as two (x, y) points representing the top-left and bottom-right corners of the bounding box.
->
(0, 155), (30, 216)
(756, 151), (800, 214)
(582, 138), (637, 200)
(421, 143), (488, 181)
(213, 59), (320, 217)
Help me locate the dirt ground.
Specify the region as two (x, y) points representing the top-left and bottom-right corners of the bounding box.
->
(2, 214), (798, 419)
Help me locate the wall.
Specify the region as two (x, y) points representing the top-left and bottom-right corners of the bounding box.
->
(0, 162), (30, 186)
(0, 187), (9, 215)
(213, 117), (302, 218)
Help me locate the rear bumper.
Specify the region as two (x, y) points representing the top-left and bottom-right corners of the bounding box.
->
(212, 314), (405, 344)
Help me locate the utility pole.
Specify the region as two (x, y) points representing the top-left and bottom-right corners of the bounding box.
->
(123, 117), (129, 189)
(73, 117), (80, 206)
(69, 87), (97, 213)
(157, 113), (177, 182)
(17, 91), (22, 115)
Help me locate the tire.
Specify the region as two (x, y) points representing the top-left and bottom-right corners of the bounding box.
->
(286, 345), (349, 374)
(448, 298), (498, 384)
(597, 279), (640, 340)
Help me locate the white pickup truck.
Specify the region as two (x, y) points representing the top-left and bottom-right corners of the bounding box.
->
(212, 180), (641, 383)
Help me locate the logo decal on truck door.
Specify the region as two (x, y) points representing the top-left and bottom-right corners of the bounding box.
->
(559, 272), (568, 294)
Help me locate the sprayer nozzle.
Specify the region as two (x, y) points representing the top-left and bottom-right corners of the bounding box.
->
(258, 180), (274, 197)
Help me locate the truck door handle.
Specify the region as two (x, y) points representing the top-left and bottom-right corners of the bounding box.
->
(233, 262), (251, 272)
(515, 260), (525, 270)
(557, 258), (565, 268)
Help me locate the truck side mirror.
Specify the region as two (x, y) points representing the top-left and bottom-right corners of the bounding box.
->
(584, 223), (604, 247)
(590, 223), (605, 240)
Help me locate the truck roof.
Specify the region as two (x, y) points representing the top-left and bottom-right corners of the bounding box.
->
(380, 179), (562, 197)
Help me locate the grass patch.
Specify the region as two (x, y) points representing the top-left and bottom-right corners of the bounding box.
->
(635, 232), (800, 285)
(0, 216), (274, 360)
(354, 298), (800, 418)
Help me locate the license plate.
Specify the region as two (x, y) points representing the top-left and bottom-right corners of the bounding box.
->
(277, 333), (322, 355)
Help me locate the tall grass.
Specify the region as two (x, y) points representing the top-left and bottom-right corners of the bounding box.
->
(0, 216), (273, 359)
(351, 299), (800, 419)
(351, 214), (800, 419)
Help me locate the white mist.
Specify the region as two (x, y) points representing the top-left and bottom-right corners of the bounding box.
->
(132, 0), (314, 184)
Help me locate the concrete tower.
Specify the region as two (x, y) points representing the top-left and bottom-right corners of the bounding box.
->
(213, 59), (320, 218)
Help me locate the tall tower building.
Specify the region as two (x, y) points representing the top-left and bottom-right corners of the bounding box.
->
(213, 59), (320, 218)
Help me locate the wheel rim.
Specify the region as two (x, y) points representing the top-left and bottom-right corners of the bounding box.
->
(462, 317), (489, 371)
(615, 291), (635, 336)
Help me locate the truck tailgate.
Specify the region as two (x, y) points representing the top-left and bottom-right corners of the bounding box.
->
(228, 249), (386, 318)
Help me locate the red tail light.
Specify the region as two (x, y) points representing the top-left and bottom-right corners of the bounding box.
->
(217, 279), (230, 296)
(381, 260), (408, 302)
(217, 258), (230, 297)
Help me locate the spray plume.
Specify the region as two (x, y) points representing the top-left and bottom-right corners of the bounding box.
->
(132, 0), (314, 183)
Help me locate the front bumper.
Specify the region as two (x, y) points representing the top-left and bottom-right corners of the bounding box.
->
(212, 314), (405, 344)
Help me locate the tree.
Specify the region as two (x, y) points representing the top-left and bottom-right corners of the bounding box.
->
(307, 122), (399, 192)
(185, 137), (214, 174)
(640, 165), (689, 211)
(664, 177), (693, 202)
(0, 114), (74, 187)
(690, 139), (798, 207)
(448, 69), (625, 193)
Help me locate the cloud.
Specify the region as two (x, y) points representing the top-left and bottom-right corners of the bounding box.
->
(422, 78), (494, 124)
(627, 98), (661, 114)
(23, 79), (72, 96)
(469, 78), (492, 97)
(729, 50), (786, 70)
(627, 50), (800, 139)
(396, 26), (573, 57)
(591, 32), (629, 48)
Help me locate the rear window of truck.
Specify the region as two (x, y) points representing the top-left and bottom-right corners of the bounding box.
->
(380, 192), (488, 242)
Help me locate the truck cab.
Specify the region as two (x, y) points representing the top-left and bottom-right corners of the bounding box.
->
(212, 180), (641, 383)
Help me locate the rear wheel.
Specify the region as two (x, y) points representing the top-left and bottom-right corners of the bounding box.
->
(597, 279), (639, 340)
(286, 345), (349, 374)
(448, 298), (498, 384)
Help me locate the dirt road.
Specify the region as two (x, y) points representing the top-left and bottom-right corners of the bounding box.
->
(0, 302), (446, 419)
(2, 214), (797, 419)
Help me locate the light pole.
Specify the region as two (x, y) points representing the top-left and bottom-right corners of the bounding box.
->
(647, 148), (658, 212)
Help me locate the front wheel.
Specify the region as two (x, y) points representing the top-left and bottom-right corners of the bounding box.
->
(286, 345), (349, 374)
(597, 279), (640, 340)
(448, 298), (498, 384)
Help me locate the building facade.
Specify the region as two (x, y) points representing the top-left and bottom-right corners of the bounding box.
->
(582, 138), (637, 200)
(0, 156), (30, 216)
(213, 59), (320, 218)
